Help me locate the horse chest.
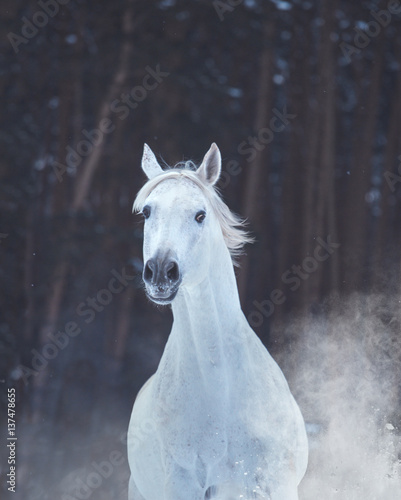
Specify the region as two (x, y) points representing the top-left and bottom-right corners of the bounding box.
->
(151, 382), (229, 466)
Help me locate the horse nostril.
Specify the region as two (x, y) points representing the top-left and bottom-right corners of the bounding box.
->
(166, 261), (179, 282)
(143, 260), (155, 283)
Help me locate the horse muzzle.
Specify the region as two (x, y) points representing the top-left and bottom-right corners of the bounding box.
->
(143, 252), (181, 304)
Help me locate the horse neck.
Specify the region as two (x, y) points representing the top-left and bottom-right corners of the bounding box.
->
(170, 236), (247, 383)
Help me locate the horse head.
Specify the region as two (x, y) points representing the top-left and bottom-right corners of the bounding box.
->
(134, 143), (223, 304)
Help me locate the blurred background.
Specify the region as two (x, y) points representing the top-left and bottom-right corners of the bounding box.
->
(1, 0), (401, 499)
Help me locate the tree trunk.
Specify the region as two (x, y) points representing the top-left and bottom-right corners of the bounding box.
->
(72, 1), (137, 212)
(374, 37), (401, 286)
(32, 0), (137, 421)
(343, 38), (384, 291)
(238, 20), (275, 307)
(308, 0), (339, 303)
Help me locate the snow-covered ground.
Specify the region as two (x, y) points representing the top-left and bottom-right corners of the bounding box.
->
(278, 293), (401, 500)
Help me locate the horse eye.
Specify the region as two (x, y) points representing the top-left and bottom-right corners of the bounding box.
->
(142, 205), (151, 219)
(195, 210), (206, 223)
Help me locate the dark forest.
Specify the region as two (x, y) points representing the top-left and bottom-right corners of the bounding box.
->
(1, 0), (401, 498)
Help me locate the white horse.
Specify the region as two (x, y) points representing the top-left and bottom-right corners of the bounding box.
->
(128, 143), (308, 500)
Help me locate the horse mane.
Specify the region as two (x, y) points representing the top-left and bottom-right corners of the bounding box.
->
(133, 164), (254, 266)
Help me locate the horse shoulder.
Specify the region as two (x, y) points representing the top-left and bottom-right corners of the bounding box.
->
(135, 373), (155, 403)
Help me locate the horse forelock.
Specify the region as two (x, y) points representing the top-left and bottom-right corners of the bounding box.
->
(133, 166), (253, 265)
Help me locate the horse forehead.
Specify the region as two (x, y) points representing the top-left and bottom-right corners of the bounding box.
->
(147, 178), (206, 209)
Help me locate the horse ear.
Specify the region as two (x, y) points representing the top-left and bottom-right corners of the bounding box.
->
(142, 144), (163, 179)
(197, 143), (221, 186)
